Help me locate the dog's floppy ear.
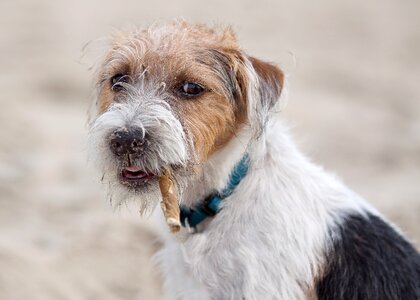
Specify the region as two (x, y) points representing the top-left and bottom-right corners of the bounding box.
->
(245, 56), (285, 135)
(249, 57), (284, 111)
(203, 46), (285, 135)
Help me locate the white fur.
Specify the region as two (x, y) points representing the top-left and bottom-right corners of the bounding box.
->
(152, 77), (373, 300)
(154, 118), (374, 300)
(88, 89), (188, 213)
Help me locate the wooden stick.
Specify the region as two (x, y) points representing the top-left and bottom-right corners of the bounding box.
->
(158, 169), (181, 233)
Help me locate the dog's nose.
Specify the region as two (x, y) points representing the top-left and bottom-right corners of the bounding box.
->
(109, 129), (145, 156)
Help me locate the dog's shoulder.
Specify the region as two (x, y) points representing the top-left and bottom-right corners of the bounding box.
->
(316, 212), (420, 300)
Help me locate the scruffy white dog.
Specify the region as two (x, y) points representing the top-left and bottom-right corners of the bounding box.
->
(88, 22), (420, 300)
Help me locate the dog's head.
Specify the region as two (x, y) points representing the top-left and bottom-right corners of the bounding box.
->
(88, 22), (284, 212)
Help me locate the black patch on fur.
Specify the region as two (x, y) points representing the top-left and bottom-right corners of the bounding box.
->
(316, 213), (420, 300)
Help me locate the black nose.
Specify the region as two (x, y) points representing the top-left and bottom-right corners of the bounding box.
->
(109, 129), (145, 156)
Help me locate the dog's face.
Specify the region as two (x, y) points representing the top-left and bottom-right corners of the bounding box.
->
(88, 22), (284, 212)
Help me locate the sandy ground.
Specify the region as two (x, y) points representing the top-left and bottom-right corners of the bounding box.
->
(0, 0), (419, 299)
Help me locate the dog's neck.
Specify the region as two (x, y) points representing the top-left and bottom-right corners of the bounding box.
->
(181, 124), (252, 209)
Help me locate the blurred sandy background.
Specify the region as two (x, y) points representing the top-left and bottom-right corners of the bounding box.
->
(0, 0), (419, 299)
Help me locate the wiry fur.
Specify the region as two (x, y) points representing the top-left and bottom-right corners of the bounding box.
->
(88, 22), (420, 300)
(154, 119), (375, 299)
(88, 84), (188, 212)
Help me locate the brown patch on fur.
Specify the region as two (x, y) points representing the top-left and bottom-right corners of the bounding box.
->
(304, 261), (329, 300)
(250, 56), (284, 96)
(179, 47), (250, 159)
(98, 86), (113, 113)
(179, 92), (236, 159)
(96, 51), (135, 113)
(249, 56), (284, 112)
(305, 288), (318, 300)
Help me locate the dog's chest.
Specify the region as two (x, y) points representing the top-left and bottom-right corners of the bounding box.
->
(180, 213), (310, 299)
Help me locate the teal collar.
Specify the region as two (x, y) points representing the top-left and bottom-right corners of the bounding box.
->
(180, 154), (249, 229)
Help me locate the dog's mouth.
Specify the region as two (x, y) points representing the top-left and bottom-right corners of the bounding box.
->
(119, 166), (157, 186)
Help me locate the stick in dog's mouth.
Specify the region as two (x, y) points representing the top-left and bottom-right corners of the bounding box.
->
(158, 168), (181, 233)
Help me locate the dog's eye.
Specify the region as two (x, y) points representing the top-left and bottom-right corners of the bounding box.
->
(179, 82), (204, 97)
(111, 74), (129, 91)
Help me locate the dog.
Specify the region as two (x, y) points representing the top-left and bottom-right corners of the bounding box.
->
(88, 21), (420, 299)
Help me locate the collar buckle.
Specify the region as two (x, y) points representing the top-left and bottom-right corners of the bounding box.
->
(201, 195), (220, 217)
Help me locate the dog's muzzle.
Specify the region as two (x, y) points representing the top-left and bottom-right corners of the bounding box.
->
(109, 127), (157, 187)
(88, 99), (188, 195)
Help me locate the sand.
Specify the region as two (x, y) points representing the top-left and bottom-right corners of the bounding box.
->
(0, 0), (419, 299)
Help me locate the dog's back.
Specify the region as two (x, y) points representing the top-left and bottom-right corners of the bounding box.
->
(317, 213), (420, 299)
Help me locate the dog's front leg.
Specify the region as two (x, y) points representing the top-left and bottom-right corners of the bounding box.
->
(154, 239), (210, 300)
(150, 209), (210, 300)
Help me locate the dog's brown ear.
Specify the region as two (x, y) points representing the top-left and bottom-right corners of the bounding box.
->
(246, 57), (285, 135)
(249, 56), (284, 111)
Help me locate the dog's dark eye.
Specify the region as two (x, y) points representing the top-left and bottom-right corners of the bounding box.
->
(179, 82), (204, 97)
(111, 74), (129, 91)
